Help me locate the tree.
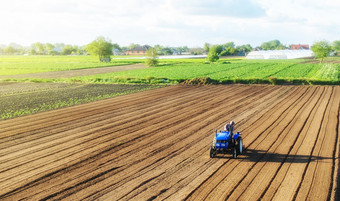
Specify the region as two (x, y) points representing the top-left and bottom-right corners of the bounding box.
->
(260, 40), (285, 50)
(153, 45), (164, 55)
(85, 36), (114, 62)
(220, 46), (236, 56)
(145, 47), (158, 67)
(34, 42), (45, 54)
(236, 44), (252, 56)
(204, 42), (210, 53)
(153, 44), (163, 51)
(62, 45), (75, 55)
(311, 41), (332, 62)
(207, 45), (220, 63)
(120, 46), (129, 52)
(190, 47), (204, 55)
(128, 43), (140, 50)
(222, 42), (235, 49)
(214, 42), (236, 56)
(175, 47), (183, 55)
(112, 43), (121, 51)
(182, 46), (189, 53)
(162, 47), (173, 55)
(29, 48), (37, 55)
(3, 46), (16, 55)
(45, 43), (56, 55)
(276, 43), (286, 50)
(333, 40), (340, 55)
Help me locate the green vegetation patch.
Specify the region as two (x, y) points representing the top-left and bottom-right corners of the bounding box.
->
(0, 55), (142, 76)
(0, 56), (338, 85)
(73, 59), (339, 85)
(0, 82), (162, 120)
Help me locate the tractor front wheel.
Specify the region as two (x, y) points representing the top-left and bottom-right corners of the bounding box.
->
(210, 147), (215, 158)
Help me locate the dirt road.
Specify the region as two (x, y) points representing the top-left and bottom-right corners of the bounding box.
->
(0, 85), (339, 200)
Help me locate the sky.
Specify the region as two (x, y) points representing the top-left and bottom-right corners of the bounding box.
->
(0, 0), (339, 48)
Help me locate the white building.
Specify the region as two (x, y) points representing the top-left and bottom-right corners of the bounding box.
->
(246, 50), (314, 59)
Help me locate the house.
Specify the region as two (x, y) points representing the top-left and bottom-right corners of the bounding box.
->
(290, 44), (309, 50)
(112, 49), (121, 56)
(125, 45), (149, 55)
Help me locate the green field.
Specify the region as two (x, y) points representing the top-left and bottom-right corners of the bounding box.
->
(0, 55), (339, 85)
(76, 59), (339, 85)
(0, 55), (141, 75)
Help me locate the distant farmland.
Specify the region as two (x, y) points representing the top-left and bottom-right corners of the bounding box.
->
(78, 59), (339, 85)
(0, 56), (339, 85)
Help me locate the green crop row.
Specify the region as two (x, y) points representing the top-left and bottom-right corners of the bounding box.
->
(70, 59), (339, 85)
(1, 56), (338, 85)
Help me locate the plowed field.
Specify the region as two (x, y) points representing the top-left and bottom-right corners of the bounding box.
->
(0, 85), (339, 201)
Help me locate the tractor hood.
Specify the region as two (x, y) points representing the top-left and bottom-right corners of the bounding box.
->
(216, 131), (231, 141)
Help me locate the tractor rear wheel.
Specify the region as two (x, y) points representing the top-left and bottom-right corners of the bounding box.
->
(232, 147), (237, 159)
(237, 137), (243, 154)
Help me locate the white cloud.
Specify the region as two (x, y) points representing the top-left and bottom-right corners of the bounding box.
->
(169, 0), (266, 18)
(0, 0), (339, 47)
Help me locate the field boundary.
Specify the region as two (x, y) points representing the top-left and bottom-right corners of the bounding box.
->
(180, 77), (340, 86)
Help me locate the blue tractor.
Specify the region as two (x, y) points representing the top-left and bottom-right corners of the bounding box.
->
(209, 130), (243, 158)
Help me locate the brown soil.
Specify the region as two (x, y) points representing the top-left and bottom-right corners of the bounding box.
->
(0, 85), (339, 200)
(0, 63), (147, 79)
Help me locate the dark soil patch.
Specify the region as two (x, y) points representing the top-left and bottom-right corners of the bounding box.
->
(181, 77), (217, 85)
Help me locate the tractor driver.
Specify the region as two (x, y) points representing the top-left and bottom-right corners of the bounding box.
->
(224, 121), (236, 136)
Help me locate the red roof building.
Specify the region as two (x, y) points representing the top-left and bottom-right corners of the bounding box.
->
(125, 45), (149, 55)
(290, 44), (309, 50)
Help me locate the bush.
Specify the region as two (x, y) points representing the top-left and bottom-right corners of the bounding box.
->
(207, 45), (220, 63)
(145, 47), (159, 67)
(145, 58), (159, 67)
(311, 40), (332, 62)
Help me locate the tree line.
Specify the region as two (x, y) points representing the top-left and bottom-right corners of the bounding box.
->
(0, 38), (292, 56)
(206, 40), (340, 62)
(0, 38), (191, 56)
(1, 37), (339, 62)
(0, 42), (87, 56)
